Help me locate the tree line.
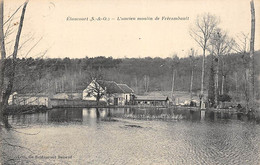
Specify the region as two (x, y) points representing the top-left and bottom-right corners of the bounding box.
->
(8, 52), (259, 102)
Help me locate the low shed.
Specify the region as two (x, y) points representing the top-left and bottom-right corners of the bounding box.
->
(135, 95), (169, 106)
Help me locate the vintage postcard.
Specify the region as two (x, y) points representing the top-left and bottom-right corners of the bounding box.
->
(0, 0), (260, 164)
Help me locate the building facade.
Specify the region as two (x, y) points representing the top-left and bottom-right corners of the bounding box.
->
(82, 80), (134, 106)
(8, 92), (50, 107)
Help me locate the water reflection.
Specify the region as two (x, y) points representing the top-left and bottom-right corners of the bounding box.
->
(48, 108), (83, 123)
(8, 113), (48, 125)
(205, 111), (240, 122)
(8, 108), (257, 125)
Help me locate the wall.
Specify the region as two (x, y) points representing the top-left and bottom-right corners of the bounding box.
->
(13, 96), (49, 107)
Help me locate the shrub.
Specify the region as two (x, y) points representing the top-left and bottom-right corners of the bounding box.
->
(218, 94), (232, 102)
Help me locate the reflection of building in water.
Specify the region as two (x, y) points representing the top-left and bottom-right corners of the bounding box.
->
(201, 111), (205, 120)
(8, 112), (49, 125)
(48, 109), (83, 122)
(82, 108), (101, 126)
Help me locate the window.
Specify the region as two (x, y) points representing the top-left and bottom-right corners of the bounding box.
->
(87, 92), (91, 97)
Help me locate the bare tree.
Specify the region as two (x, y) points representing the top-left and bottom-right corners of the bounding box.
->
(85, 70), (105, 106)
(0, 0), (6, 124)
(208, 53), (215, 107)
(233, 32), (249, 53)
(232, 32), (250, 105)
(86, 80), (105, 106)
(190, 13), (219, 107)
(209, 28), (234, 105)
(171, 55), (179, 103)
(248, 0), (255, 109)
(0, 0), (28, 126)
(171, 68), (176, 101)
(231, 1), (255, 110)
(3, 1), (28, 106)
(0, 2), (42, 159)
(189, 48), (198, 103)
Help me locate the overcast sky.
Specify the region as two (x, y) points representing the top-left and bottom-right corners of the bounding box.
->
(5, 0), (260, 59)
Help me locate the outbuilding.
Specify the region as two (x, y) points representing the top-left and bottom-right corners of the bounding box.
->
(134, 95), (169, 106)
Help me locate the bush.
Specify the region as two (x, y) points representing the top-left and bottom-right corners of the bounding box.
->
(218, 94), (232, 102)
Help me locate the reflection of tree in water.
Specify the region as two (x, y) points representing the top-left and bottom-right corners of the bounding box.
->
(189, 110), (201, 121)
(103, 108), (113, 121)
(107, 108), (111, 118)
(205, 111), (239, 121)
(2, 115), (10, 129)
(96, 108), (100, 119)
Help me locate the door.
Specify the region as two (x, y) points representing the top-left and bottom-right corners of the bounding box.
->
(114, 98), (118, 105)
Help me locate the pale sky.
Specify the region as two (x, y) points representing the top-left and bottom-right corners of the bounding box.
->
(4, 0), (260, 59)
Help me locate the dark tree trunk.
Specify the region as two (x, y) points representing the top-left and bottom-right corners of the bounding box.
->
(0, 1), (28, 127)
(0, 0), (6, 124)
(3, 1), (28, 103)
(190, 69), (193, 101)
(248, 0), (255, 109)
(200, 47), (206, 107)
(208, 55), (215, 107)
(96, 93), (100, 106)
(96, 108), (100, 118)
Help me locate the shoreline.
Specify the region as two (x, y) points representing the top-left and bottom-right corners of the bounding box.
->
(3, 104), (260, 123)
(3, 104), (253, 114)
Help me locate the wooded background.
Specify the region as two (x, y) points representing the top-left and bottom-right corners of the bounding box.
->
(7, 51), (259, 103)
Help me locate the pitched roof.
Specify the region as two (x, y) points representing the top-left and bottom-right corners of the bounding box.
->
(117, 84), (134, 93)
(135, 95), (169, 101)
(97, 80), (124, 94)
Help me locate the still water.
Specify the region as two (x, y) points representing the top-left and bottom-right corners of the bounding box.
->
(1, 108), (260, 165)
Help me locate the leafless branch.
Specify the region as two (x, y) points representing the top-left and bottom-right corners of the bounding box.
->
(18, 34), (34, 50)
(24, 37), (43, 58)
(3, 4), (23, 26)
(4, 14), (14, 39)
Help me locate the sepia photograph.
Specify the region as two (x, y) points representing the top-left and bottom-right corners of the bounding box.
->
(0, 0), (260, 164)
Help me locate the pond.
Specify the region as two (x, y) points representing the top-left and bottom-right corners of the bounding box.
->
(1, 108), (260, 165)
